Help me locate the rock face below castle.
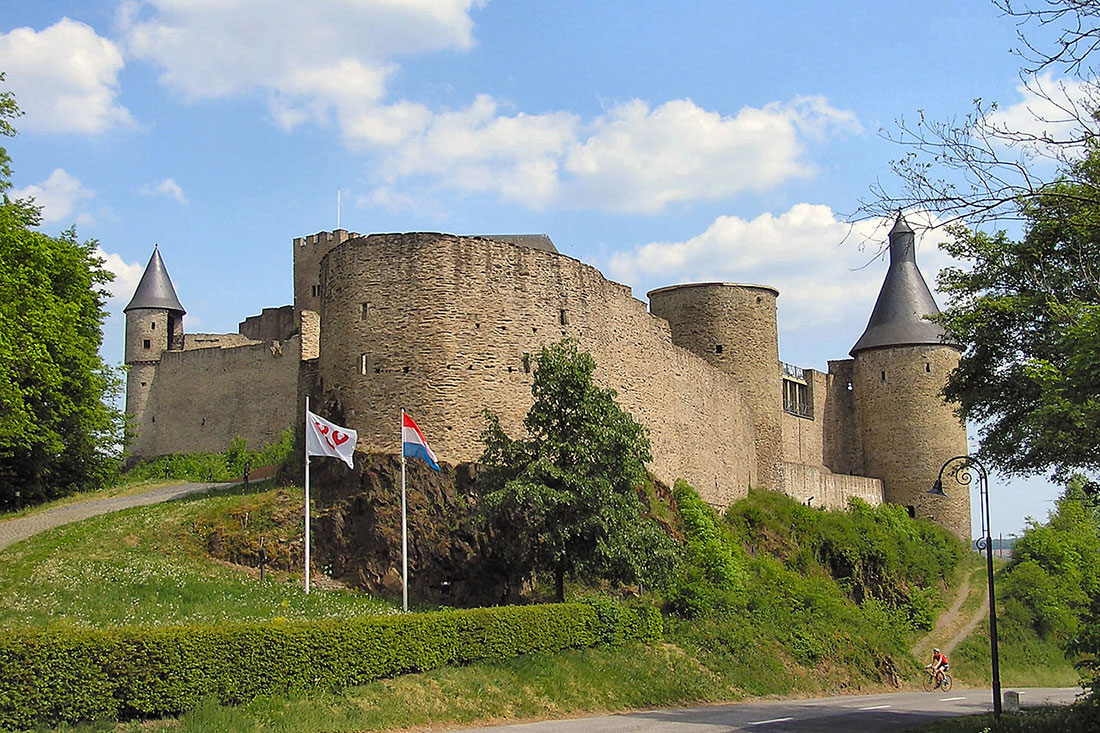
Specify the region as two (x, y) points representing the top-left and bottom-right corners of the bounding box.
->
(124, 224), (971, 540)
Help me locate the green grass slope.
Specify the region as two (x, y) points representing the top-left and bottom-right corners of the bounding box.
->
(0, 480), (1087, 731)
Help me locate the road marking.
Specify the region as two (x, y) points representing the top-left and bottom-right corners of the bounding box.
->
(859, 705), (891, 710)
(748, 718), (794, 726)
(941, 697), (966, 701)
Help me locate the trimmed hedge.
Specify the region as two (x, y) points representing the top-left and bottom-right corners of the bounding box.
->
(0, 601), (661, 730)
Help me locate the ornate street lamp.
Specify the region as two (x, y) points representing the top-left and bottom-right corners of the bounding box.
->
(929, 456), (1001, 718)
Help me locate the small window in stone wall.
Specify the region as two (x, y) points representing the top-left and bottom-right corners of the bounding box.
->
(141, 381), (146, 387)
(143, 339), (151, 349)
(359, 353), (369, 375)
(560, 309), (569, 326)
(360, 302), (370, 320)
(522, 353), (531, 374)
(151, 321), (155, 329)
(715, 344), (724, 354)
(925, 363), (932, 373)
(881, 370), (887, 382)
(311, 284), (321, 297)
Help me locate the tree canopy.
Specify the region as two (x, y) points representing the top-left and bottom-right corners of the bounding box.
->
(0, 76), (123, 505)
(936, 146), (1100, 480)
(476, 339), (674, 600)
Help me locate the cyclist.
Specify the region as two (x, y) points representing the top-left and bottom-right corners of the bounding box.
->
(927, 648), (950, 686)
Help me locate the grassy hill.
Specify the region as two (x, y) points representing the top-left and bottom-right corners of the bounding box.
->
(0, 478), (1084, 731)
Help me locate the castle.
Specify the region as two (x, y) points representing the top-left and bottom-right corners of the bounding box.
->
(124, 216), (971, 539)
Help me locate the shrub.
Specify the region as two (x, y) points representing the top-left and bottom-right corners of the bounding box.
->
(0, 602), (660, 730)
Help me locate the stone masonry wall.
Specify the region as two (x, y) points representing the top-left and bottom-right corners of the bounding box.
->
(239, 305), (296, 342)
(293, 230), (359, 324)
(823, 359), (862, 475)
(779, 369), (827, 467)
(853, 345), (970, 539)
(779, 462), (883, 510)
(132, 335), (301, 456)
(647, 283), (783, 490)
(316, 234), (758, 508)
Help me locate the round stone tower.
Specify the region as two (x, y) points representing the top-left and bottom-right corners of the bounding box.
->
(850, 215), (970, 539)
(123, 246), (185, 451)
(647, 282), (782, 490)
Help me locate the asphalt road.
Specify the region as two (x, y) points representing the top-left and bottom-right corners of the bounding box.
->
(0, 482), (231, 552)
(458, 688), (1082, 732)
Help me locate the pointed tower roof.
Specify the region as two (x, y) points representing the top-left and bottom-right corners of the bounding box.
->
(850, 214), (951, 355)
(123, 246), (186, 314)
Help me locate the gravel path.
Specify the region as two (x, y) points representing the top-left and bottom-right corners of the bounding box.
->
(0, 482), (233, 552)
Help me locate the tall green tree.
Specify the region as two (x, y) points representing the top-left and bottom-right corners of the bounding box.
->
(934, 147), (1100, 481)
(477, 339), (674, 601)
(0, 76), (123, 505)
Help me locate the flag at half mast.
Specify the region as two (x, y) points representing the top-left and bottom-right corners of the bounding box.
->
(402, 411), (440, 471)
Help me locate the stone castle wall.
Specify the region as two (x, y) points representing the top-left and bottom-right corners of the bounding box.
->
(779, 462), (883, 510)
(239, 306), (297, 342)
(315, 233), (758, 506)
(132, 335), (301, 456)
(648, 283), (783, 490)
(293, 229), (359, 323)
(779, 369), (827, 467)
(853, 344), (970, 538)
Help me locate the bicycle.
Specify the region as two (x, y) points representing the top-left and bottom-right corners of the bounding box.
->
(922, 668), (952, 692)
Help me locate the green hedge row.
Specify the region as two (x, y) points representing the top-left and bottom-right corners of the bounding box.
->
(0, 601), (661, 730)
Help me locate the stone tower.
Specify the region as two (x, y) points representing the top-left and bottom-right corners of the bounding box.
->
(850, 215), (971, 539)
(123, 247), (185, 450)
(647, 282), (782, 490)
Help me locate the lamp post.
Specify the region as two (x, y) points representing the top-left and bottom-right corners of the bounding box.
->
(929, 455), (1001, 718)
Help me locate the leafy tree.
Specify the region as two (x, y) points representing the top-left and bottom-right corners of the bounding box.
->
(0, 77), (123, 504)
(477, 339), (675, 601)
(934, 147), (1100, 479)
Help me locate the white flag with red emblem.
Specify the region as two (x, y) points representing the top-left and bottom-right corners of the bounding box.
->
(305, 410), (357, 469)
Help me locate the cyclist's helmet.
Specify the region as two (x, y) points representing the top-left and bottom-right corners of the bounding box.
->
(933, 648), (940, 653)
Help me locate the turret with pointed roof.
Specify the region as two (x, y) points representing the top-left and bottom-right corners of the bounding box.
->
(850, 214), (950, 355)
(124, 246), (186, 315)
(848, 214), (971, 540)
(123, 246), (187, 453)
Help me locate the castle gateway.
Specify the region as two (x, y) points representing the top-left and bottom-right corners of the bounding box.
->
(124, 217), (970, 539)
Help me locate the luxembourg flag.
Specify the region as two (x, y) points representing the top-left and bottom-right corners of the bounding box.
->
(402, 410), (440, 471)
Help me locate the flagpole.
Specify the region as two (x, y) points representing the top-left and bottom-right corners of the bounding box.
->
(304, 395), (311, 594)
(401, 407), (408, 613)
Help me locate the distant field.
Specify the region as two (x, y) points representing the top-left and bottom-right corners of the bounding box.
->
(0, 482), (393, 629)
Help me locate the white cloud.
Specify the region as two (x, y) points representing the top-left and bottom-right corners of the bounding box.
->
(95, 247), (144, 303)
(0, 18), (132, 134)
(116, 1), (859, 213)
(11, 169), (95, 226)
(140, 177), (188, 204)
(120, 0), (478, 102)
(989, 73), (1095, 154)
(609, 205), (955, 333)
(370, 95), (859, 212)
(561, 96), (862, 213)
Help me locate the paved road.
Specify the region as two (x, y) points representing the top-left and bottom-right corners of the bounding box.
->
(458, 688), (1082, 732)
(0, 482), (232, 552)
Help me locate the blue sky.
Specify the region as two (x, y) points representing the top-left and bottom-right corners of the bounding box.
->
(0, 1), (1072, 536)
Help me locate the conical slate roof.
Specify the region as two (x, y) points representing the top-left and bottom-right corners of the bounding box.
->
(850, 214), (950, 355)
(123, 246), (186, 314)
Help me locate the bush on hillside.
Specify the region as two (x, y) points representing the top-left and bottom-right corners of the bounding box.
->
(725, 489), (962, 630)
(665, 481), (746, 618)
(121, 429), (295, 485)
(0, 601), (661, 730)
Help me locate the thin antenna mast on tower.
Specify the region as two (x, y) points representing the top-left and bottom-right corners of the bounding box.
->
(337, 188), (341, 230)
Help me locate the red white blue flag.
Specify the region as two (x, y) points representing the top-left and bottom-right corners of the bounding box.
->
(402, 411), (440, 471)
